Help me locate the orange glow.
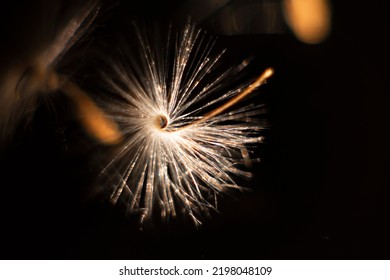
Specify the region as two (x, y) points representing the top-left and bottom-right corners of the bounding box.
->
(283, 0), (331, 44)
(61, 78), (123, 145)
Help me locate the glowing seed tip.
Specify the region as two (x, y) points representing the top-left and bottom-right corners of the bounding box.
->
(263, 67), (274, 79)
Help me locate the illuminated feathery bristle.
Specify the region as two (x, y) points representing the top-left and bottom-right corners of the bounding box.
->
(99, 21), (273, 225)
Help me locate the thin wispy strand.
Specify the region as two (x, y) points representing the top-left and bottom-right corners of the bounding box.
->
(0, 1), (100, 144)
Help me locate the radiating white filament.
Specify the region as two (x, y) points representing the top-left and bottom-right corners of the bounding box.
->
(99, 21), (273, 225)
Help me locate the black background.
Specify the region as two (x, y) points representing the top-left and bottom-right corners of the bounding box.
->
(0, 0), (390, 259)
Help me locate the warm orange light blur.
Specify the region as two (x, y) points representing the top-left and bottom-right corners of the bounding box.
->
(283, 0), (331, 44)
(61, 78), (123, 145)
